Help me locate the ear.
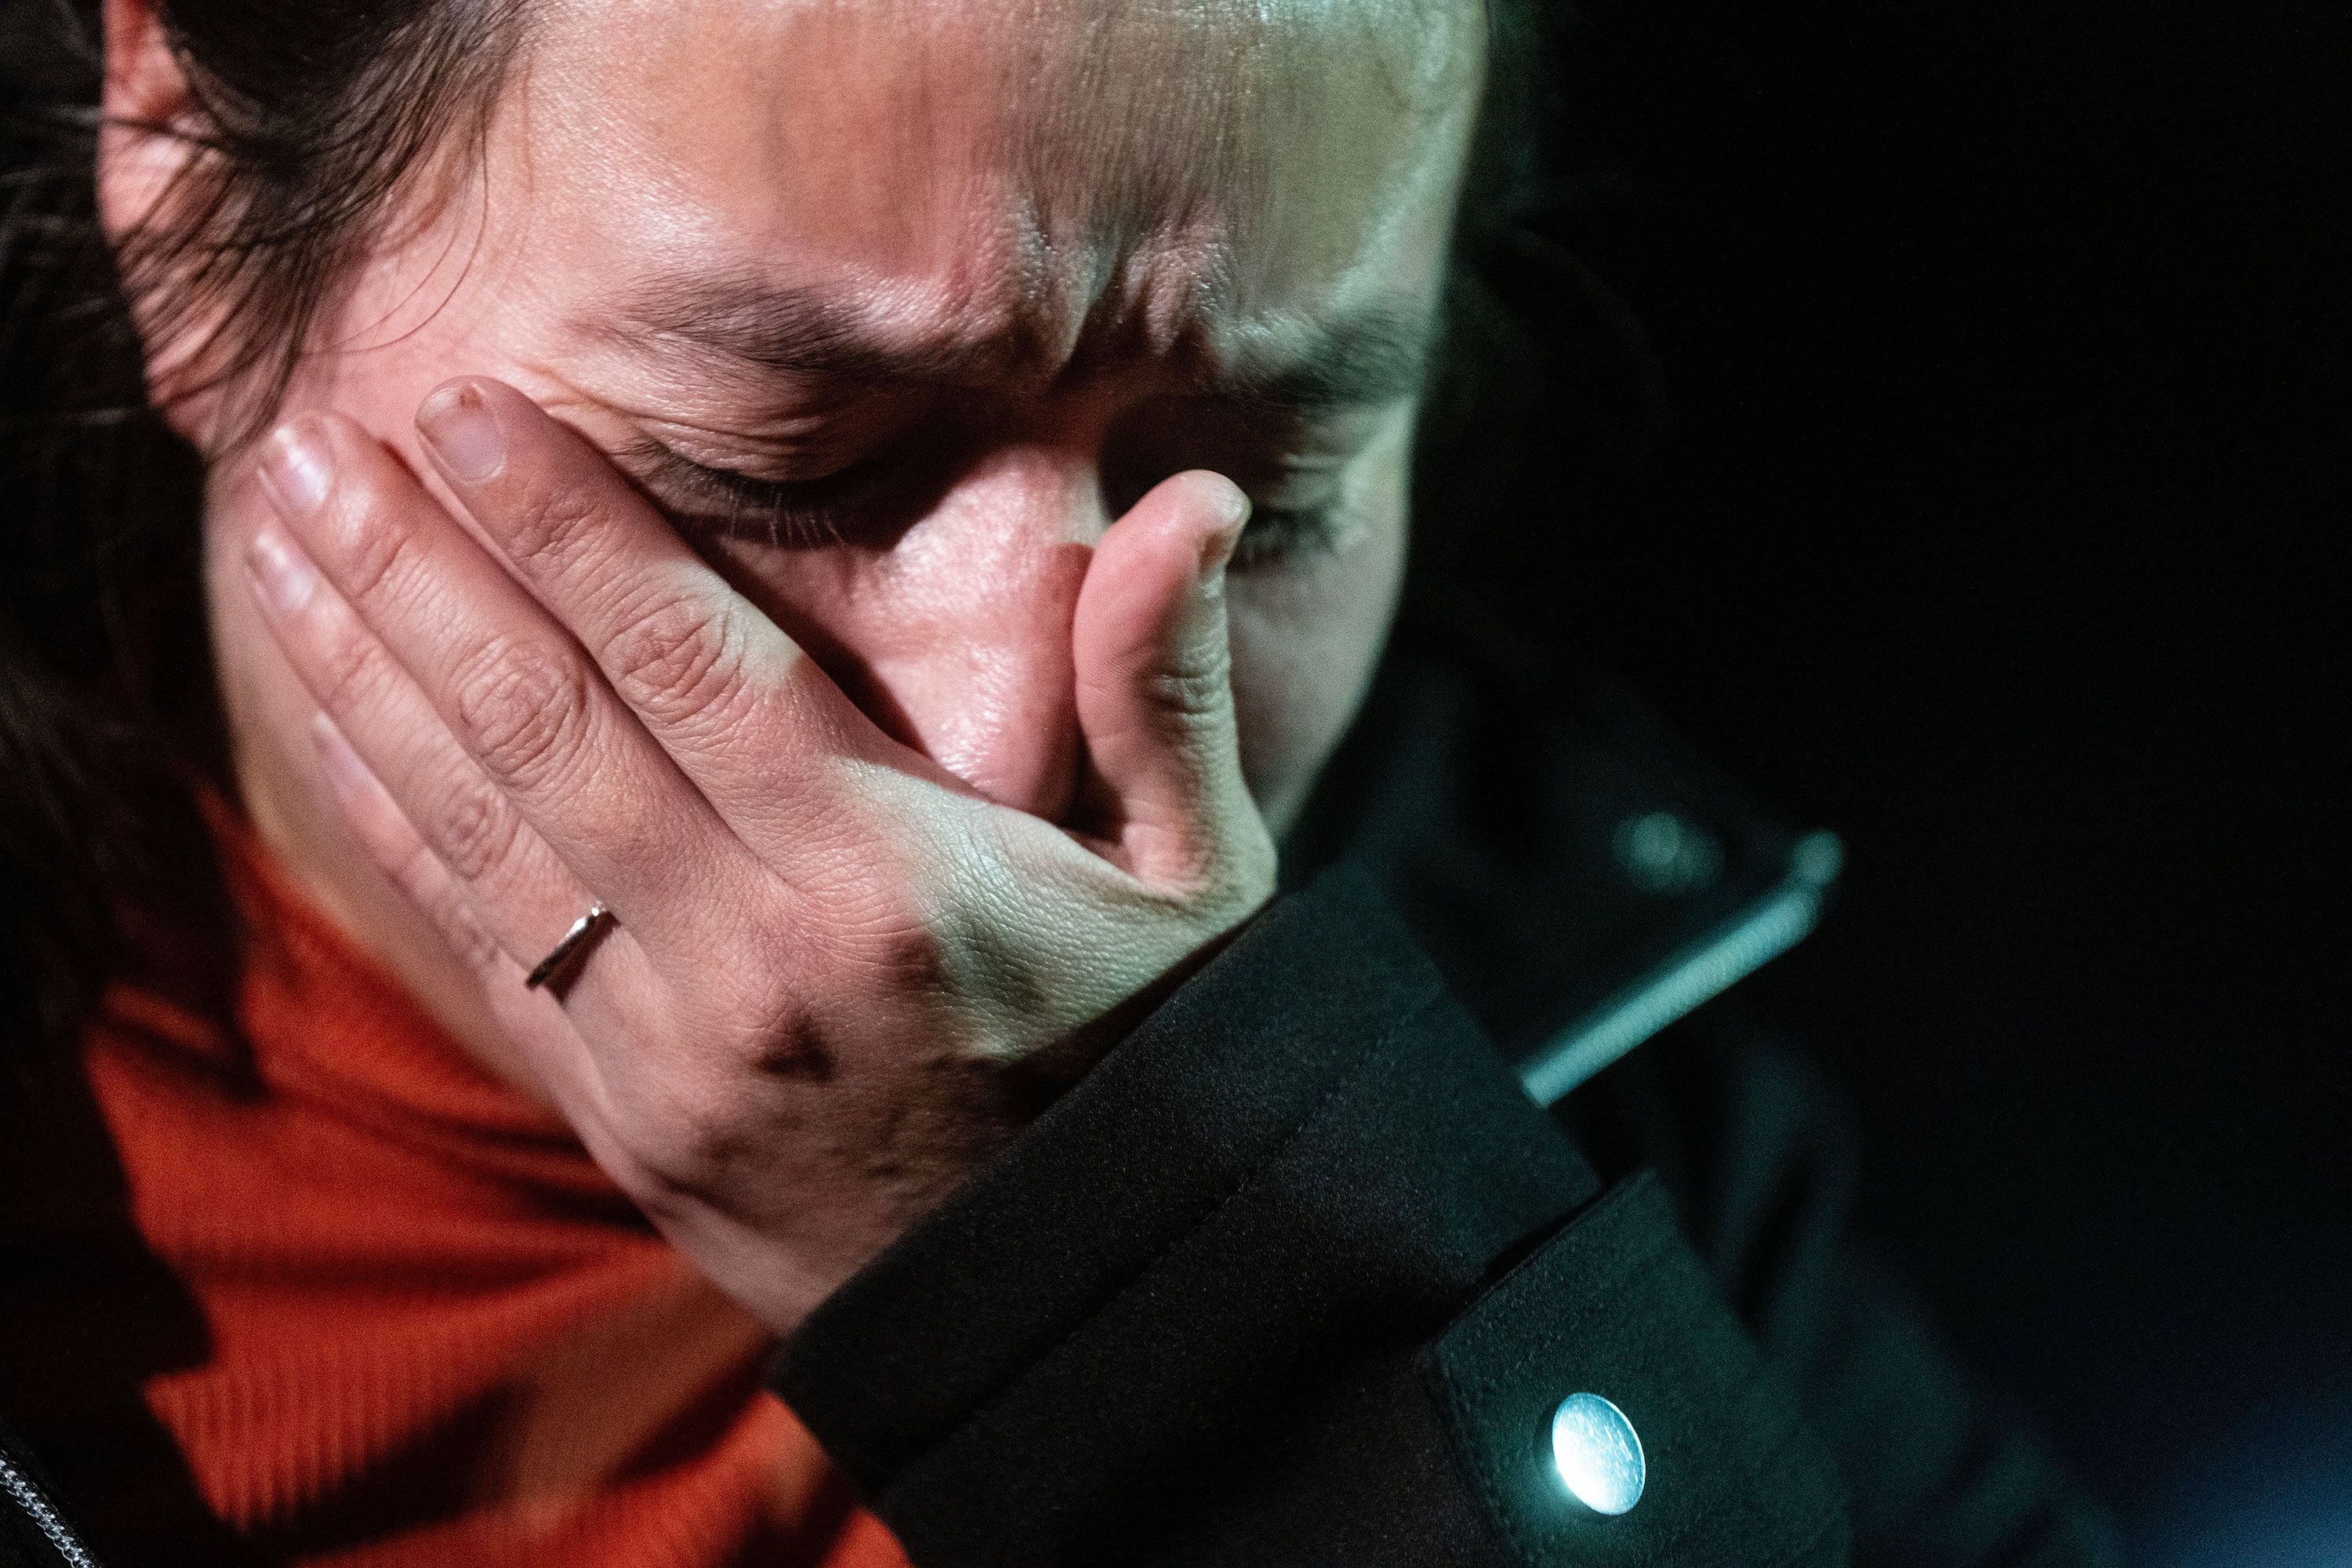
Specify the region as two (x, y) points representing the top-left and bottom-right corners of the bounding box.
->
(97, 0), (219, 437)
(96, 0), (198, 244)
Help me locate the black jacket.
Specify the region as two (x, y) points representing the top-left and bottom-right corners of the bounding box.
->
(0, 601), (2117, 1567)
(773, 599), (2121, 1568)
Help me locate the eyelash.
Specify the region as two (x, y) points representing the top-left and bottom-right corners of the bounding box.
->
(633, 445), (868, 548)
(633, 442), (1346, 565)
(1229, 505), (1345, 568)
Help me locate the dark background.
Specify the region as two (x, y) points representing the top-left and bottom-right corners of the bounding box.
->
(1493, 0), (2349, 1560)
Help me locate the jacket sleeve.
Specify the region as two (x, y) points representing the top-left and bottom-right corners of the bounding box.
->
(1563, 1018), (2123, 1568)
(770, 866), (1851, 1566)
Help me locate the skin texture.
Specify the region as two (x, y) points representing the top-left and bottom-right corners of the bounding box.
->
(99, 0), (1485, 1330)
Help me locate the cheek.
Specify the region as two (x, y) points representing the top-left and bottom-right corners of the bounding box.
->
(1225, 500), (1408, 836)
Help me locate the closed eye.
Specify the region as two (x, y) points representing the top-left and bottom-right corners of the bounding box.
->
(1227, 504), (1346, 568)
(622, 437), (1356, 565)
(622, 439), (900, 549)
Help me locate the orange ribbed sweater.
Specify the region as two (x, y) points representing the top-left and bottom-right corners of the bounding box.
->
(11, 811), (910, 1567)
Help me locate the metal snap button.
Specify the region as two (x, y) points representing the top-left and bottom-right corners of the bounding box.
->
(1551, 1392), (1645, 1515)
(1613, 811), (1722, 894)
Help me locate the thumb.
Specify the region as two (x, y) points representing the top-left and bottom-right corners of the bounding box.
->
(1073, 469), (1265, 886)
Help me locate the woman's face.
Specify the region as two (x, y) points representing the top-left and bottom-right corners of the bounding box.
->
(184, 0), (1481, 1051)
(228, 0), (1479, 804)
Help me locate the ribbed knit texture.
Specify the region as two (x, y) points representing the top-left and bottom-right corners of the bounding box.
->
(24, 808), (909, 1567)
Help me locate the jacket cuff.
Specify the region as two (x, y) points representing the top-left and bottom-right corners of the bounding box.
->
(1423, 1171), (1848, 1566)
(771, 865), (1599, 1555)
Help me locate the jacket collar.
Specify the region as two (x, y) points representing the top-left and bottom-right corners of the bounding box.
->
(1283, 589), (1842, 1104)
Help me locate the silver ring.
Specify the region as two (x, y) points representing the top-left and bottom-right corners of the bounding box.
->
(524, 902), (612, 990)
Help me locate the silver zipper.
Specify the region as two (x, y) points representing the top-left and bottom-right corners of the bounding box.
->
(0, 1446), (98, 1568)
(1519, 830), (1846, 1105)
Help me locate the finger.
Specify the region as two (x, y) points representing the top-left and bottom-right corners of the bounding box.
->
(1071, 469), (1261, 886)
(307, 706), (535, 995)
(303, 705), (579, 1035)
(302, 710), (653, 1135)
(250, 413), (754, 949)
(412, 377), (873, 833)
(243, 516), (659, 1043)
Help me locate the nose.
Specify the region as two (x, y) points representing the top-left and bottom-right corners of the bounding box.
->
(828, 448), (1104, 822)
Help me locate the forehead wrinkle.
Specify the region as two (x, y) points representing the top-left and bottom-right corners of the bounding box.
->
(1007, 2), (1266, 264)
(539, 0), (1479, 358)
(580, 256), (1432, 421)
(993, 0), (1479, 329)
(555, 0), (1479, 402)
(583, 268), (1035, 389)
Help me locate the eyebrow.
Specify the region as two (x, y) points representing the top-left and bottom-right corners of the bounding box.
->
(1218, 305), (1440, 411)
(582, 274), (1439, 412)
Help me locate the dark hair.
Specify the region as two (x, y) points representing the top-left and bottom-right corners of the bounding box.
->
(0, 0), (525, 1058)
(0, 0), (1574, 1061)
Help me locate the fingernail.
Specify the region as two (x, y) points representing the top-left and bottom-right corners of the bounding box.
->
(1204, 473), (1251, 529)
(246, 524), (319, 618)
(1196, 474), (1250, 576)
(417, 383), (506, 483)
(308, 711), (375, 802)
(1200, 522), (1242, 578)
(259, 419), (334, 517)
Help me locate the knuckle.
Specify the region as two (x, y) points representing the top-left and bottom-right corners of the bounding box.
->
(424, 771), (522, 886)
(309, 615), (397, 716)
(1143, 638), (1235, 724)
(432, 884), (509, 978)
(393, 840), (506, 975)
(605, 588), (748, 729)
(499, 486), (605, 578)
(334, 505), (422, 608)
(435, 888), (508, 973)
(1144, 666), (1230, 725)
(448, 634), (594, 787)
